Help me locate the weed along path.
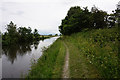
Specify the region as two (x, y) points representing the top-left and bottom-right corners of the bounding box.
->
(64, 37), (101, 78)
(62, 42), (69, 78)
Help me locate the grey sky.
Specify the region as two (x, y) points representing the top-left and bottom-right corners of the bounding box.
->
(0, 0), (119, 34)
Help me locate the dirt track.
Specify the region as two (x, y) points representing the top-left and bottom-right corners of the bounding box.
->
(62, 42), (69, 78)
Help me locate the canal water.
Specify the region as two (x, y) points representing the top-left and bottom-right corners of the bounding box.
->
(2, 37), (59, 78)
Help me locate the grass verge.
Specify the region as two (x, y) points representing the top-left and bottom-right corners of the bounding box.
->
(63, 26), (119, 78)
(26, 38), (66, 78)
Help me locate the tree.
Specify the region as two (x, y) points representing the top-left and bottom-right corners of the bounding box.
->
(59, 6), (108, 35)
(33, 29), (40, 40)
(18, 27), (34, 42)
(91, 6), (107, 29)
(59, 6), (84, 35)
(7, 21), (17, 35)
(59, 6), (93, 35)
(55, 34), (58, 36)
(107, 13), (116, 28)
(2, 21), (41, 46)
(115, 8), (120, 26)
(6, 21), (19, 44)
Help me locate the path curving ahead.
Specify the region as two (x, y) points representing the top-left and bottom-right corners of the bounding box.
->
(62, 42), (69, 78)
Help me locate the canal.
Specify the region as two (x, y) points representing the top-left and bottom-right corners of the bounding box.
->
(2, 37), (59, 78)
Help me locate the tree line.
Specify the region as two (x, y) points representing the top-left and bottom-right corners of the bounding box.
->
(59, 6), (119, 35)
(2, 21), (44, 46)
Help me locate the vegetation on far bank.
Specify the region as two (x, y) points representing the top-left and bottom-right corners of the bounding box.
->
(27, 38), (66, 78)
(2, 21), (58, 46)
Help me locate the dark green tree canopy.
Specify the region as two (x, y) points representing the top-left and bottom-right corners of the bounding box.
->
(7, 21), (17, 36)
(59, 6), (109, 35)
(2, 21), (40, 46)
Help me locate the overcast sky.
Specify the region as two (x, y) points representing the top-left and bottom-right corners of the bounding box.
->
(0, 0), (119, 34)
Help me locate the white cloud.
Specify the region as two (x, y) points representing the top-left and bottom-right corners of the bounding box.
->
(2, 0), (78, 3)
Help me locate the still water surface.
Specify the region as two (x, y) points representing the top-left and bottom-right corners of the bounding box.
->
(2, 37), (59, 78)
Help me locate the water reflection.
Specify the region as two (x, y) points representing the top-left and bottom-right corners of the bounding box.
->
(2, 40), (39, 64)
(33, 41), (39, 50)
(2, 37), (59, 78)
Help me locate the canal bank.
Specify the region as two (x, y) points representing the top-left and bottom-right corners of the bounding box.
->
(27, 37), (66, 78)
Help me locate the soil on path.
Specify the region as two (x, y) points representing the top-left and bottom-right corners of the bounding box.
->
(62, 42), (69, 78)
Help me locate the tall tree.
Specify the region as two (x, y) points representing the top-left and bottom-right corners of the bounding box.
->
(59, 6), (93, 35)
(6, 21), (19, 44)
(91, 6), (107, 29)
(33, 29), (40, 40)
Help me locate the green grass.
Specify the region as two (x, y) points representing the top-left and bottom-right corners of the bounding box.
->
(63, 26), (119, 78)
(27, 38), (66, 78)
(63, 37), (100, 78)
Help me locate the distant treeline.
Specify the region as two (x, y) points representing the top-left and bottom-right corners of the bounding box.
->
(59, 6), (119, 35)
(2, 21), (50, 46)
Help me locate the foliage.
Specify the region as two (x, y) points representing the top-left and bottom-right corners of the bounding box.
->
(2, 21), (41, 46)
(63, 26), (119, 78)
(33, 29), (40, 41)
(18, 27), (34, 42)
(59, 6), (115, 35)
(91, 6), (107, 29)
